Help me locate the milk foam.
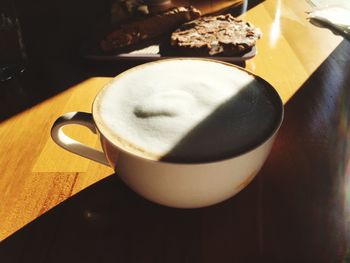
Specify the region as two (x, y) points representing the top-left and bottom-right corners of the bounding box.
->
(95, 60), (266, 161)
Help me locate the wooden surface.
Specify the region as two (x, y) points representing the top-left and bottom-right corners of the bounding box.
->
(1, 0), (350, 262)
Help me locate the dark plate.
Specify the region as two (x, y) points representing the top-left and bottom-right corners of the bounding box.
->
(79, 37), (257, 63)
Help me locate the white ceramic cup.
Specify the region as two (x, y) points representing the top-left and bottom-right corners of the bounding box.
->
(51, 58), (283, 208)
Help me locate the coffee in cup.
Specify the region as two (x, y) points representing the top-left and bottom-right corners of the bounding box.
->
(93, 59), (281, 163)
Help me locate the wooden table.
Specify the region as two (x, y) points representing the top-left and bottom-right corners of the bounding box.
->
(1, 0), (349, 262)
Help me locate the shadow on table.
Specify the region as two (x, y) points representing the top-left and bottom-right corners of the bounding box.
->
(0, 173), (262, 263)
(258, 38), (350, 262)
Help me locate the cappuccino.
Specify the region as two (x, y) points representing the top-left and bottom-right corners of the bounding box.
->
(93, 59), (282, 163)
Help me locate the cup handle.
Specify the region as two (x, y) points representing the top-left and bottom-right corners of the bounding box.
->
(51, 112), (110, 166)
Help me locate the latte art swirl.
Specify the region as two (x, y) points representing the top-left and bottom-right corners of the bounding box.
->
(133, 89), (196, 118)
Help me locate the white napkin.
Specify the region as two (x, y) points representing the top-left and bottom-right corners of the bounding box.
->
(306, 0), (350, 37)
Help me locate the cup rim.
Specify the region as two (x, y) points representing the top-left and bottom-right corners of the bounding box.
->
(92, 57), (284, 165)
